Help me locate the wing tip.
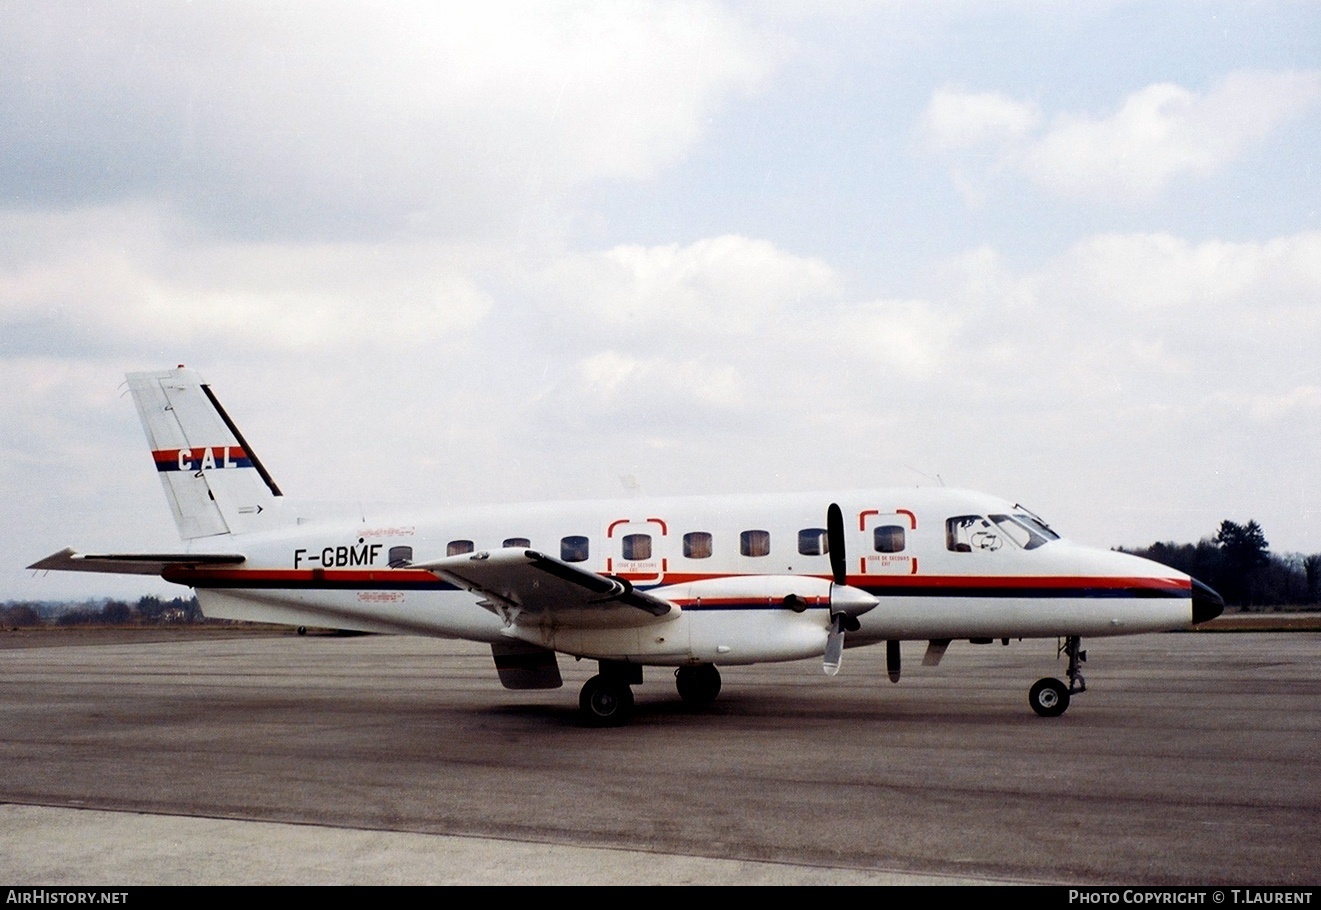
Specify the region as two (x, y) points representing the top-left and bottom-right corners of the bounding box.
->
(27, 547), (80, 571)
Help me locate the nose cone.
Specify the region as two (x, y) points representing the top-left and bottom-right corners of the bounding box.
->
(1191, 578), (1225, 624)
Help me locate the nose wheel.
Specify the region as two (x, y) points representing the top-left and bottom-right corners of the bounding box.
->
(675, 664), (722, 707)
(1029, 677), (1070, 717)
(1029, 635), (1086, 718)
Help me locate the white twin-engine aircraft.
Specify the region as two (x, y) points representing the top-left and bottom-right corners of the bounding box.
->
(31, 366), (1224, 726)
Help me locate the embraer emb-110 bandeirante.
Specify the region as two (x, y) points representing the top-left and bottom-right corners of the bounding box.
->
(30, 367), (1224, 725)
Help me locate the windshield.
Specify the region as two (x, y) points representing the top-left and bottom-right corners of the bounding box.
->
(1011, 505), (1061, 544)
(989, 514), (1049, 550)
(947, 510), (1060, 552)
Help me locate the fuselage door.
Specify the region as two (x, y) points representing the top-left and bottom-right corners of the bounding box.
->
(857, 508), (918, 576)
(606, 517), (668, 585)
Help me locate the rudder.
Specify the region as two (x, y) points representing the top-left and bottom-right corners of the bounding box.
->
(127, 366), (284, 539)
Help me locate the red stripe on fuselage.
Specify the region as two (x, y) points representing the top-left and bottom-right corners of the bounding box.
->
(161, 567), (444, 586)
(159, 566), (1190, 597)
(620, 571), (1189, 592)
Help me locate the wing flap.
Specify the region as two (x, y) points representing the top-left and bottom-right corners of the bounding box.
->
(28, 547), (246, 576)
(414, 548), (676, 629)
(491, 640), (563, 689)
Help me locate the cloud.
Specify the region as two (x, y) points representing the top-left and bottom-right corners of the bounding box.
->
(919, 88), (1041, 151)
(542, 234), (838, 336)
(920, 70), (1321, 203)
(943, 230), (1321, 409)
(831, 299), (960, 379)
(576, 350), (747, 412)
(1213, 385), (1321, 424)
(0, 207), (493, 357)
(0, 2), (775, 240)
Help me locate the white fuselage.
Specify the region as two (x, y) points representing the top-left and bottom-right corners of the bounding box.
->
(164, 487), (1197, 667)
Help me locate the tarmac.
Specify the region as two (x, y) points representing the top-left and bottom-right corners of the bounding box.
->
(1, 624), (1318, 885)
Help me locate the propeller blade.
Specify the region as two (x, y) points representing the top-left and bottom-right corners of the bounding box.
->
(823, 615), (844, 676)
(824, 502), (847, 674)
(827, 502), (846, 587)
(887, 639), (901, 683)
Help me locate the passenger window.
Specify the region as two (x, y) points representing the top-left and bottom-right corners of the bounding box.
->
(447, 539), (474, 556)
(503, 537), (530, 548)
(561, 535), (590, 562)
(388, 546), (413, 568)
(741, 530), (770, 558)
(946, 516), (1000, 552)
(622, 533), (652, 561)
(873, 525), (905, 553)
(797, 528), (828, 556)
(684, 532), (713, 559)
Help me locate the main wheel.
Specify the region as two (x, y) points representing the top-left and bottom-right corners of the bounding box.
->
(579, 675), (635, 727)
(675, 664), (722, 706)
(1029, 677), (1070, 717)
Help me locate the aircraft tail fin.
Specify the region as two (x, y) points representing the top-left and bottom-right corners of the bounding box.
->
(127, 366), (284, 539)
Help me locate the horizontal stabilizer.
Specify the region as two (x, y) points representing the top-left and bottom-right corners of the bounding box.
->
(28, 547), (245, 576)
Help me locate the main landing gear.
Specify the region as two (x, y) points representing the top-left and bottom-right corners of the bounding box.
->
(578, 660), (642, 727)
(579, 674), (635, 727)
(1029, 635), (1087, 718)
(577, 662), (724, 726)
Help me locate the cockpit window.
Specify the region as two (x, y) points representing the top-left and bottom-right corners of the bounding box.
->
(949, 513), (1057, 552)
(989, 514), (1049, 550)
(946, 516), (1002, 552)
(1012, 507), (1060, 543)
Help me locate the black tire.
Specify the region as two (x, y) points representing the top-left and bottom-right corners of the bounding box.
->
(1029, 677), (1070, 718)
(579, 675), (635, 727)
(675, 664), (722, 706)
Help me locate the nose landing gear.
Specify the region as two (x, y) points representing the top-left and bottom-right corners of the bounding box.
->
(675, 663), (722, 707)
(1029, 635), (1086, 718)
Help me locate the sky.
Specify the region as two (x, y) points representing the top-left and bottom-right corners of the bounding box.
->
(3, 1), (1319, 600)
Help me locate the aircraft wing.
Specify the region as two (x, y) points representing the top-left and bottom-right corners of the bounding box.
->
(413, 547), (676, 629)
(28, 547), (246, 576)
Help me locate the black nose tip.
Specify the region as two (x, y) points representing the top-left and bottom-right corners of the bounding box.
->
(1191, 578), (1225, 624)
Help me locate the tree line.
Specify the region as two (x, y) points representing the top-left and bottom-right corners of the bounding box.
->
(1, 594), (203, 628)
(1120, 520), (1321, 610)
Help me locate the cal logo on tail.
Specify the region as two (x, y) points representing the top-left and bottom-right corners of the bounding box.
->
(127, 367), (283, 538)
